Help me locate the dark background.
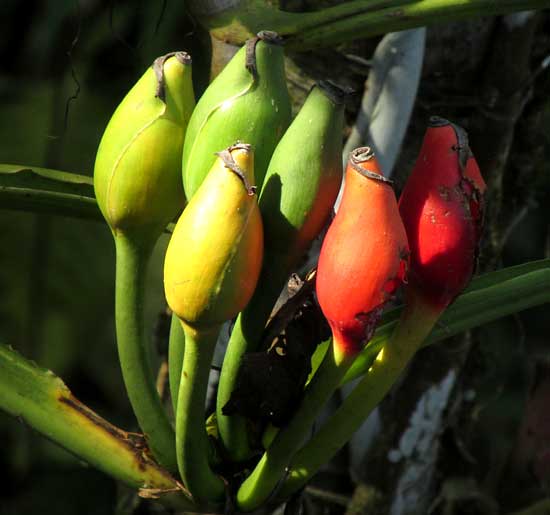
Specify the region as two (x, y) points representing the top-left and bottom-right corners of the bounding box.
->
(1, 2), (549, 514)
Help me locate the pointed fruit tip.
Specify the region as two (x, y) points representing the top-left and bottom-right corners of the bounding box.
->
(317, 80), (352, 105)
(257, 30), (284, 45)
(215, 143), (256, 195)
(348, 147), (393, 185)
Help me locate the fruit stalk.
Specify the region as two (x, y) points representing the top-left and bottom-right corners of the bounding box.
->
(93, 52), (194, 471)
(168, 314), (185, 414)
(217, 81), (346, 462)
(114, 234), (177, 470)
(236, 148), (408, 511)
(164, 144), (263, 504)
(277, 286), (439, 498)
(175, 322), (225, 505)
(278, 117), (487, 499)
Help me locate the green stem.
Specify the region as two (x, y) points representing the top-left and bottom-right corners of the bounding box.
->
(283, 0), (417, 33)
(200, 0), (550, 48)
(114, 234), (176, 472)
(197, 0), (414, 41)
(285, 0), (550, 51)
(236, 342), (355, 511)
(277, 293), (441, 499)
(0, 344), (195, 511)
(216, 281), (281, 462)
(176, 321), (225, 505)
(168, 313), (185, 414)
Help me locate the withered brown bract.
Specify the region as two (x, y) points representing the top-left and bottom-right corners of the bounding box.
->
(223, 299), (330, 427)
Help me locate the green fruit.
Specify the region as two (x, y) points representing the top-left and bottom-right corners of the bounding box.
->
(259, 80), (345, 270)
(182, 31), (291, 200)
(94, 52), (195, 243)
(216, 81), (346, 461)
(92, 52), (195, 473)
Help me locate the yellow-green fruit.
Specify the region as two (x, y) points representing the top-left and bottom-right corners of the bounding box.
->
(94, 52), (195, 241)
(164, 143), (263, 328)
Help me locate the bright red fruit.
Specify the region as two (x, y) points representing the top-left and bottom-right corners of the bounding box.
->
(398, 116), (486, 309)
(316, 147), (409, 356)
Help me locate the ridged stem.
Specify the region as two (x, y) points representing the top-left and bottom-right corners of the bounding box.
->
(168, 313), (185, 414)
(114, 234), (176, 472)
(216, 278), (283, 461)
(176, 321), (225, 505)
(236, 341), (356, 511)
(276, 290), (441, 499)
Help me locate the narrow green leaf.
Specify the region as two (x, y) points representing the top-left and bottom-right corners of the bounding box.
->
(0, 164), (176, 233)
(0, 164), (100, 220)
(338, 260), (550, 384)
(0, 343), (195, 510)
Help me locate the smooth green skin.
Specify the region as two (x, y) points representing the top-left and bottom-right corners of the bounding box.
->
(168, 313), (185, 415)
(115, 235), (177, 471)
(181, 39), (291, 199)
(93, 56), (195, 471)
(175, 323), (226, 506)
(0, 344), (195, 511)
(216, 85), (345, 462)
(94, 56), (194, 240)
(259, 85), (344, 269)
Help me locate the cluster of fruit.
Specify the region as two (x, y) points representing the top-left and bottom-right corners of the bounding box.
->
(93, 31), (485, 510)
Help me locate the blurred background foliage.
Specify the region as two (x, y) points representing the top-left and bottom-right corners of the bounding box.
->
(0, 1), (549, 514)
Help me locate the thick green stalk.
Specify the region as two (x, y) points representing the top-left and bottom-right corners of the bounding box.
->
(277, 293), (441, 499)
(176, 322), (225, 505)
(198, 0), (415, 42)
(114, 234), (176, 472)
(0, 344), (194, 511)
(216, 281), (280, 461)
(236, 343), (355, 511)
(285, 0), (550, 51)
(196, 0), (550, 48)
(168, 313), (185, 414)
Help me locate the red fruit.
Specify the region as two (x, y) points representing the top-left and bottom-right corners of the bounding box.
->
(398, 116), (486, 309)
(316, 147), (409, 356)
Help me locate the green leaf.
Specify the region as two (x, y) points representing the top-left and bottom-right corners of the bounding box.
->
(0, 164), (100, 220)
(0, 343), (195, 510)
(0, 164), (176, 233)
(338, 260), (550, 384)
